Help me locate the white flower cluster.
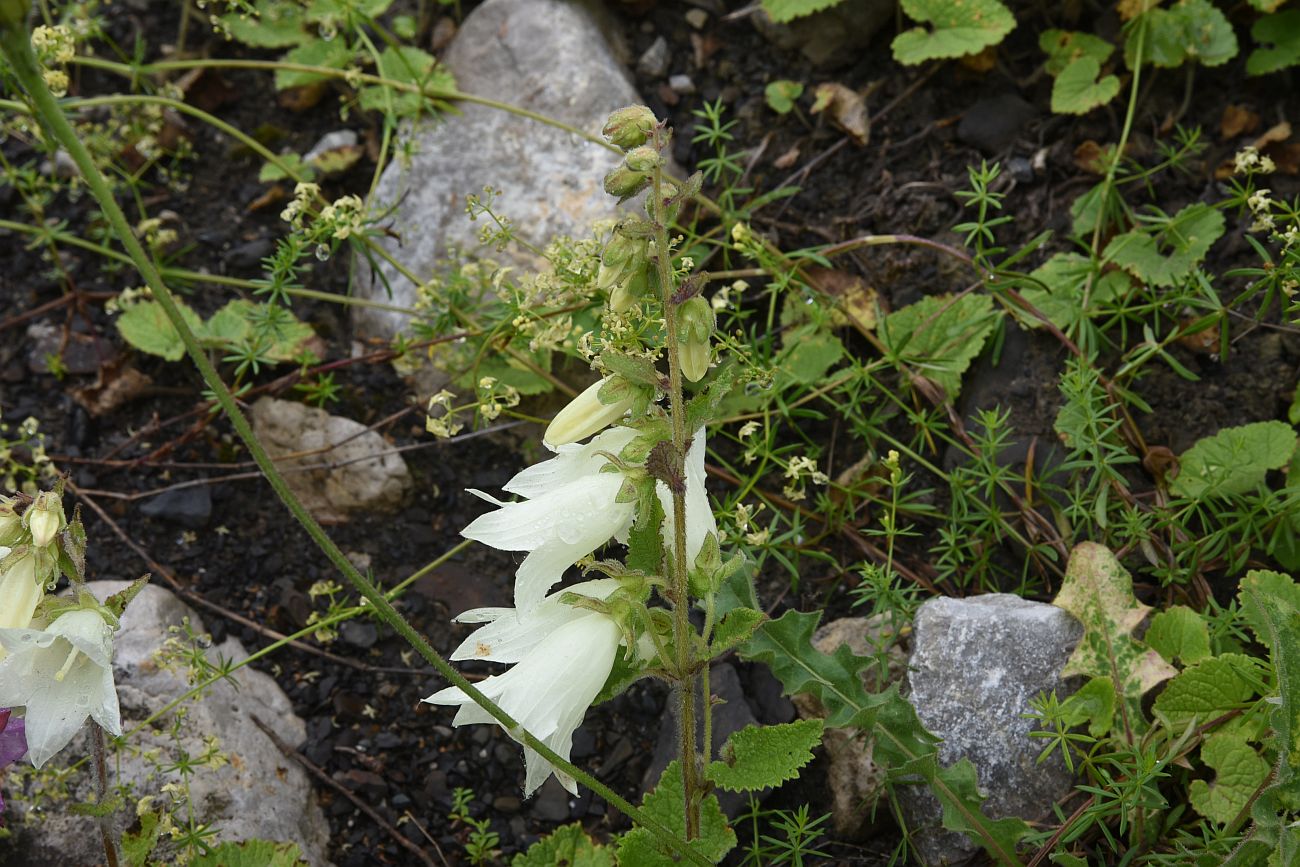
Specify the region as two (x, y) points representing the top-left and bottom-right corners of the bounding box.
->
(425, 383), (717, 795)
(0, 491), (122, 768)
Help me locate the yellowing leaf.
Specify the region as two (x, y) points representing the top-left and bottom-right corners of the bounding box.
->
(1053, 543), (1177, 732)
(810, 82), (869, 146)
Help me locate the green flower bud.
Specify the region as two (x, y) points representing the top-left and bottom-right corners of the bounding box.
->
(544, 377), (635, 448)
(677, 297), (715, 382)
(603, 166), (649, 200)
(624, 146), (662, 173)
(603, 105), (657, 150)
(24, 490), (64, 549)
(0, 0), (30, 29)
(608, 269), (649, 313)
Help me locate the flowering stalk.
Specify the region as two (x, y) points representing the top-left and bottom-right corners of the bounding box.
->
(0, 21), (702, 864)
(648, 123), (702, 839)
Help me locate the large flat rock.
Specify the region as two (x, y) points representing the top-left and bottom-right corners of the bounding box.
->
(353, 0), (640, 340)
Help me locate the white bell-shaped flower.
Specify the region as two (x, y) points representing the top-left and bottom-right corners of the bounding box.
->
(0, 608), (121, 768)
(424, 609), (622, 796)
(448, 578), (620, 663)
(461, 427), (717, 613)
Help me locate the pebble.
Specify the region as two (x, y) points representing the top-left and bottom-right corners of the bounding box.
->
(139, 484), (213, 529)
(303, 129), (358, 164)
(637, 36), (669, 78)
(957, 93), (1036, 154)
(668, 73), (696, 95)
(340, 620), (379, 649)
(530, 778), (571, 822)
(685, 8), (708, 28)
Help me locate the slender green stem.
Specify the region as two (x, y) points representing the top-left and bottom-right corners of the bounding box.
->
(651, 125), (701, 840)
(0, 26), (701, 863)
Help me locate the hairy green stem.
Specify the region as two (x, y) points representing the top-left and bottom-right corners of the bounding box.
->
(90, 724), (121, 867)
(651, 126), (701, 840)
(0, 26), (701, 863)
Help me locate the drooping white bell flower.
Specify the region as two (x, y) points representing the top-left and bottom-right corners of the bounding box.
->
(448, 578), (620, 663)
(0, 608), (122, 768)
(461, 427), (716, 613)
(424, 609), (622, 796)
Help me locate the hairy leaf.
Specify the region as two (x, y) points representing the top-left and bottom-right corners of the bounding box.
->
(710, 606), (765, 655)
(1020, 253), (1129, 332)
(892, 0), (1016, 64)
(116, 299), (206, 361)
(879, 293), (997, 401)
(1190, 732), (1270, 825)
(1103, 203), (1225, 288)
(1051, 56), (1121, 114)
(220, 0), (309, 48)
(1126, 0), (1238, 69)
(706, 720), (824, 792)
(191, 840), (306, 867)
(1060, 676), (1116, 737)
(616, 761), (736, 866)
(1053, 543), (1177, 732)
(1145, 605), (1212, 665)
(1153, 653), (1261, 730)
(1170, 421), (1298, 499)
(761, 0), (842, 23)
(512, 823), (613, 867)
(1248, 11), (1300, 75)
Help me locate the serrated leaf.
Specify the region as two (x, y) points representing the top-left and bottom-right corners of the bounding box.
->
(220, 0), (309, 48)
(1233, 570), (1300, 860)
(685, 361), (739, 432)
(1153, 653), (1261, 730)
(1020, 253), (1128, 332)
(121, 808), (163, 867)
(1145, 605), (1212, 665)
(879, 293), (997, 401)
(358, 46), (456, 118)
(765, 80), (804, 114)
(511, 822), (613, 867)
(706, 720), (823, 792)
(892, 0), (1016, 64)
(1060, 676), (1116, 737)
(1126, 0), (1238, 69)
(1170, 421), (1298, 499)
(116, 299), (206, 361)
(741, 610), (1029, 860)
(616, 762), (736, 866)
(1248, 11), (1300, 75)
(1051, 56), (1121, 114)
(275, 39), (354, 91)
(205, 300), (316, 361)
(1190, 732), (1270, 824)
(191, 839), (306, 867)
(776, 327), (844, 388)
(625, 477), (666, 578)
(1041, 29), (1115, 75)
(760, 0), (841, 23)
(1103, 203), (1225, 288)
(1053, 543), (1178, 732)
(711, 606), (765, 655)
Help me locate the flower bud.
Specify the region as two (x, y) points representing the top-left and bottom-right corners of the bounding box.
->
(23, 491), (64, 549)
(603, 165), (649, 200)
(677, 297), (715, 382)
(624, 146), (662, 174)
(544, 377), (635, 449)
(0, 497), (21, 547)
(608, 269), (649, 313)
(602, 105), (657, 150)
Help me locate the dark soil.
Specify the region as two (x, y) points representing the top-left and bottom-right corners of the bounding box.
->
(2, 1), (1300, 864)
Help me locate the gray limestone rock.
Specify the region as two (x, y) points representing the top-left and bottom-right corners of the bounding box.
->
(0, 582), (329, 865)
(353, 0), (641, 340)
(790, 616), (908, 841)
(250, 396), (412, 522)
(901, 594), (1083, 866)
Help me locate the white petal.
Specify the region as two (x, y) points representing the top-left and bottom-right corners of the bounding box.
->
(47, 610), (113, 670)
(657, 427), (717, 563)
(505, 427), (637, 498)
(449, 578), (621, 663)
(22, 661), (93, 768)
(452, 607), (512, 625)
